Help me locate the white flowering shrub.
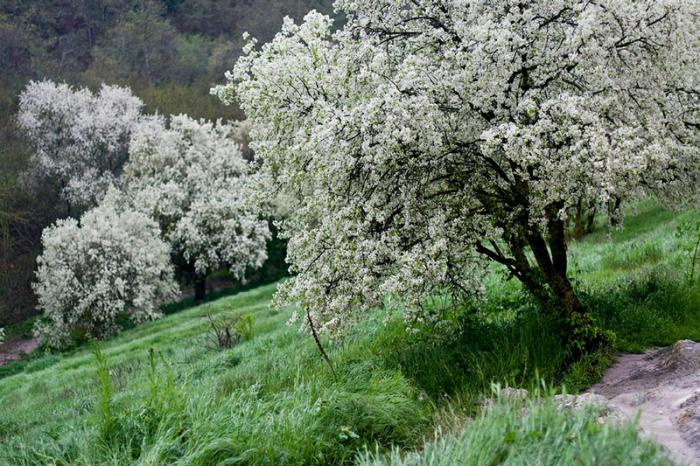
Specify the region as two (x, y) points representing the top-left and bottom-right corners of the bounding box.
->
(17, 80), (146, 212)
(215, 1), (699, 343)
(0, 327), (4, 344)
(34, 190), (177, 348)
(125, 114), (270, 300)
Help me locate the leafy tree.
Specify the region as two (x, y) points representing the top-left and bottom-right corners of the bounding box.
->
(33, 189), (177, 348)
(0, 0), (125, 75)
(0, 18), (33, 82)
(88, 0), (177, 86)
(124, 114), (270, 301)
(217, 1), (700, 351)
(171, 0), (334, 41)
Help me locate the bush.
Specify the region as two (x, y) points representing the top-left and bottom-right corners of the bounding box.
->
(206, 311), (255, 349)
(33, 190), (177, 348)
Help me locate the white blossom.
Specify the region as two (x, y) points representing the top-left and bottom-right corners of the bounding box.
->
(124, 114), (270, 282)
(17, 80), (146, 212)
(33, 189), (177, 348)
(216, 1), (700, 335)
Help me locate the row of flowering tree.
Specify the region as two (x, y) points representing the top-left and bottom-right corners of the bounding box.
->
(214, 0), (699, 353)
(19, 81), (269, 347)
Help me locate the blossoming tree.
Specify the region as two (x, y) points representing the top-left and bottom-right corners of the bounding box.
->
(18, 80), (146, 213)
(215, 1), (699, 349)
(34, 189), (177, 348)
(124, 115), (270, 301)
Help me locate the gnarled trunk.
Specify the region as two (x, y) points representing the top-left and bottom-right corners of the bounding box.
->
(522, 207), (603, 355)
(479, 202), (604, 357)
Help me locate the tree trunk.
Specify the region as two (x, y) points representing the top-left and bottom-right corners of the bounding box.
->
(585, 203), (597, 233)
(609, 196), (622, 226)
(500, 205), (604, 357)
(571, 199), (597, 240)
(571, 199), (586, 240)
(194, 275), (206, 303)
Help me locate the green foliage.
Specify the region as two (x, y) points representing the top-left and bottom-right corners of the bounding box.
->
(0, 360), (25, 379)
(583, 272), (700, 352)
(675, 218), (700, 281)
(137, 83), (243, 121)
(375, 305), (567, 403)
(235, 313), (255, 341)
(561, 348), (615, 394)
(601, 240), (664, 270)
(92, 344), (115, 442)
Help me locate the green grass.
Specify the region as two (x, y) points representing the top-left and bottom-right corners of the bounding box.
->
(0, 200), (697, 464)
(572, 201), (700, 352)
(358, 393), (673, 466)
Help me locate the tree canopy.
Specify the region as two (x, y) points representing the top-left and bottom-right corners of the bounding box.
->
(34, 189), (177, 348)
(125, 114), (270, 301)
(18, 80), (146, 214)
(217, 0), (700, 346)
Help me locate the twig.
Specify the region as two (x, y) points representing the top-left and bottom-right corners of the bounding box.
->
(306, 308), (337, 381)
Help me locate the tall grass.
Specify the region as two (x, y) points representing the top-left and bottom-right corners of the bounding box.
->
(359, 394), (673, 466)
(0, 200), (696, 464)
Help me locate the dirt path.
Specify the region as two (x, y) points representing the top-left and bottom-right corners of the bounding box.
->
(589, 340), (700, 465)
(0, 337), (40, 366)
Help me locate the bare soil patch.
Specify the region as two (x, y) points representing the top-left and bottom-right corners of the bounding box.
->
(0, 337), (40, 366)
(589, 340), (700, 465)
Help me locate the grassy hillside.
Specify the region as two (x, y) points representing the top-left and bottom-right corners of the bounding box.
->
(0, 201), (697, 464)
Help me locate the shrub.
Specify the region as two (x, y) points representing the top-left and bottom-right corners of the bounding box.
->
(676, 218), (700, 281)
(206, 311), (255, 349)
(235, 313), (255, 341)
(33, 190), (177, 348)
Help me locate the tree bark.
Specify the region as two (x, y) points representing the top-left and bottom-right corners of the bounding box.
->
(194, 275), (206, 303)
(486, 205), (604, 357)
(609, 196), (622, 226)
(571, 199), (597, 240)
(585, 203), (597, 233)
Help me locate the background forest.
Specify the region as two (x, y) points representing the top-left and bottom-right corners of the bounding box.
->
(0, 0), (335, 326)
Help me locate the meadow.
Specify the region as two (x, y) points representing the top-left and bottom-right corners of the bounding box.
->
(0, 200), (697, 465)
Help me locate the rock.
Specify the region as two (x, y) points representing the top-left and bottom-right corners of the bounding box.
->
(479, 387), (528, 411)
(553, 393), (608, 410)
(500, 387), (528, 400)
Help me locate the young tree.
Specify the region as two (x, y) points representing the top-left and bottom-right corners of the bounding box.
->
(17, 80), (146, 214)
(216, 1), (699, 350)
(34, 189), (177, 348)
(124, 115), (270, 302)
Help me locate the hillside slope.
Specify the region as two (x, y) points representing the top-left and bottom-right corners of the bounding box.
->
(0, 201), (697, 464)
